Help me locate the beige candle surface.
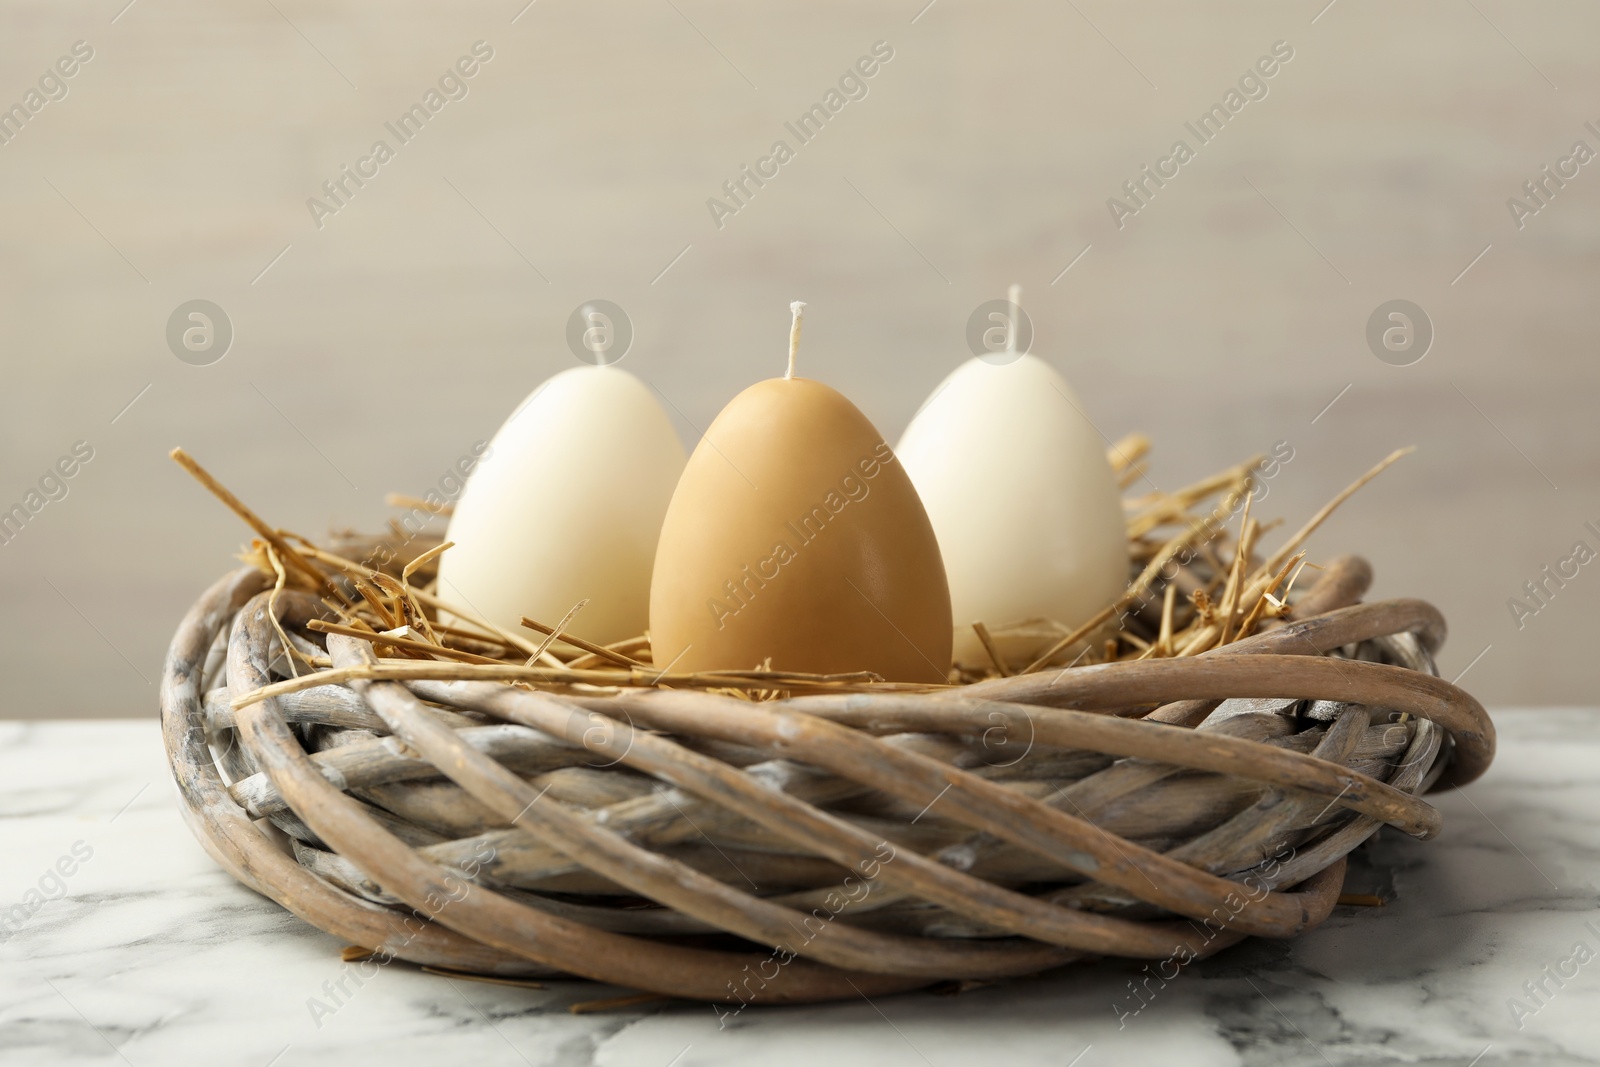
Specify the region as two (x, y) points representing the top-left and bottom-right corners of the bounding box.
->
(649, 304), (951, 682)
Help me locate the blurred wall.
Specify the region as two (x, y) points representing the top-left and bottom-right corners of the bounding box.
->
(1, 0), (1595, 717)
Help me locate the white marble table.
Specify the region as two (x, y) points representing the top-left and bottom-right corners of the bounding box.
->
(2, 714), (1596, 1067)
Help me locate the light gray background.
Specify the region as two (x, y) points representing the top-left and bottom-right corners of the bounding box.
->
(1, 0), (1594, 717)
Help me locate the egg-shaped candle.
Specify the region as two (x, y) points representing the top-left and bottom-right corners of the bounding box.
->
(650, 303), (951, 683)
(438, 365), (687, 646)
(896, 290), (1128, 670)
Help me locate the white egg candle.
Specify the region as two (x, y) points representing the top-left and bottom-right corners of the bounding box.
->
(438, 365), (687, 646)
(895, 295), (1128, 670)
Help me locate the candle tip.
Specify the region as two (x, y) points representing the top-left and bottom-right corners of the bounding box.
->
(1007, 284), (1022, 355)
(786, 301), (806, 379)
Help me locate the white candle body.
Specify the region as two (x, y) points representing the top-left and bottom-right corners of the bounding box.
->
(895, 354), (1128, 668)
(438, 365), (687, 645)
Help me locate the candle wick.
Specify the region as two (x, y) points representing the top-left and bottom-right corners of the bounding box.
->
(1007, 283), (1021, 356)
(786, 300), (806, 379)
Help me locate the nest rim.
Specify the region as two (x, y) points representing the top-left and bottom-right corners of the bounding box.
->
(160, 552), (1493, 1006)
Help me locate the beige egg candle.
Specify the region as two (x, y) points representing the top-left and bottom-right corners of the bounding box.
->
(649, 303), (952, 683)
(896, 287), (1128, 670)
(438, 364), (687, 646)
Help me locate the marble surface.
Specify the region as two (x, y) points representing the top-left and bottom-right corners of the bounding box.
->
(2, 713), (1597, 1067)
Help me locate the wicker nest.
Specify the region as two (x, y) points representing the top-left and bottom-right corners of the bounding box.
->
(159, 443), (1494, 1006)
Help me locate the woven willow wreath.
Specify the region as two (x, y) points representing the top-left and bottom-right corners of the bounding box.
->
(159, 442), (1493, 1005)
